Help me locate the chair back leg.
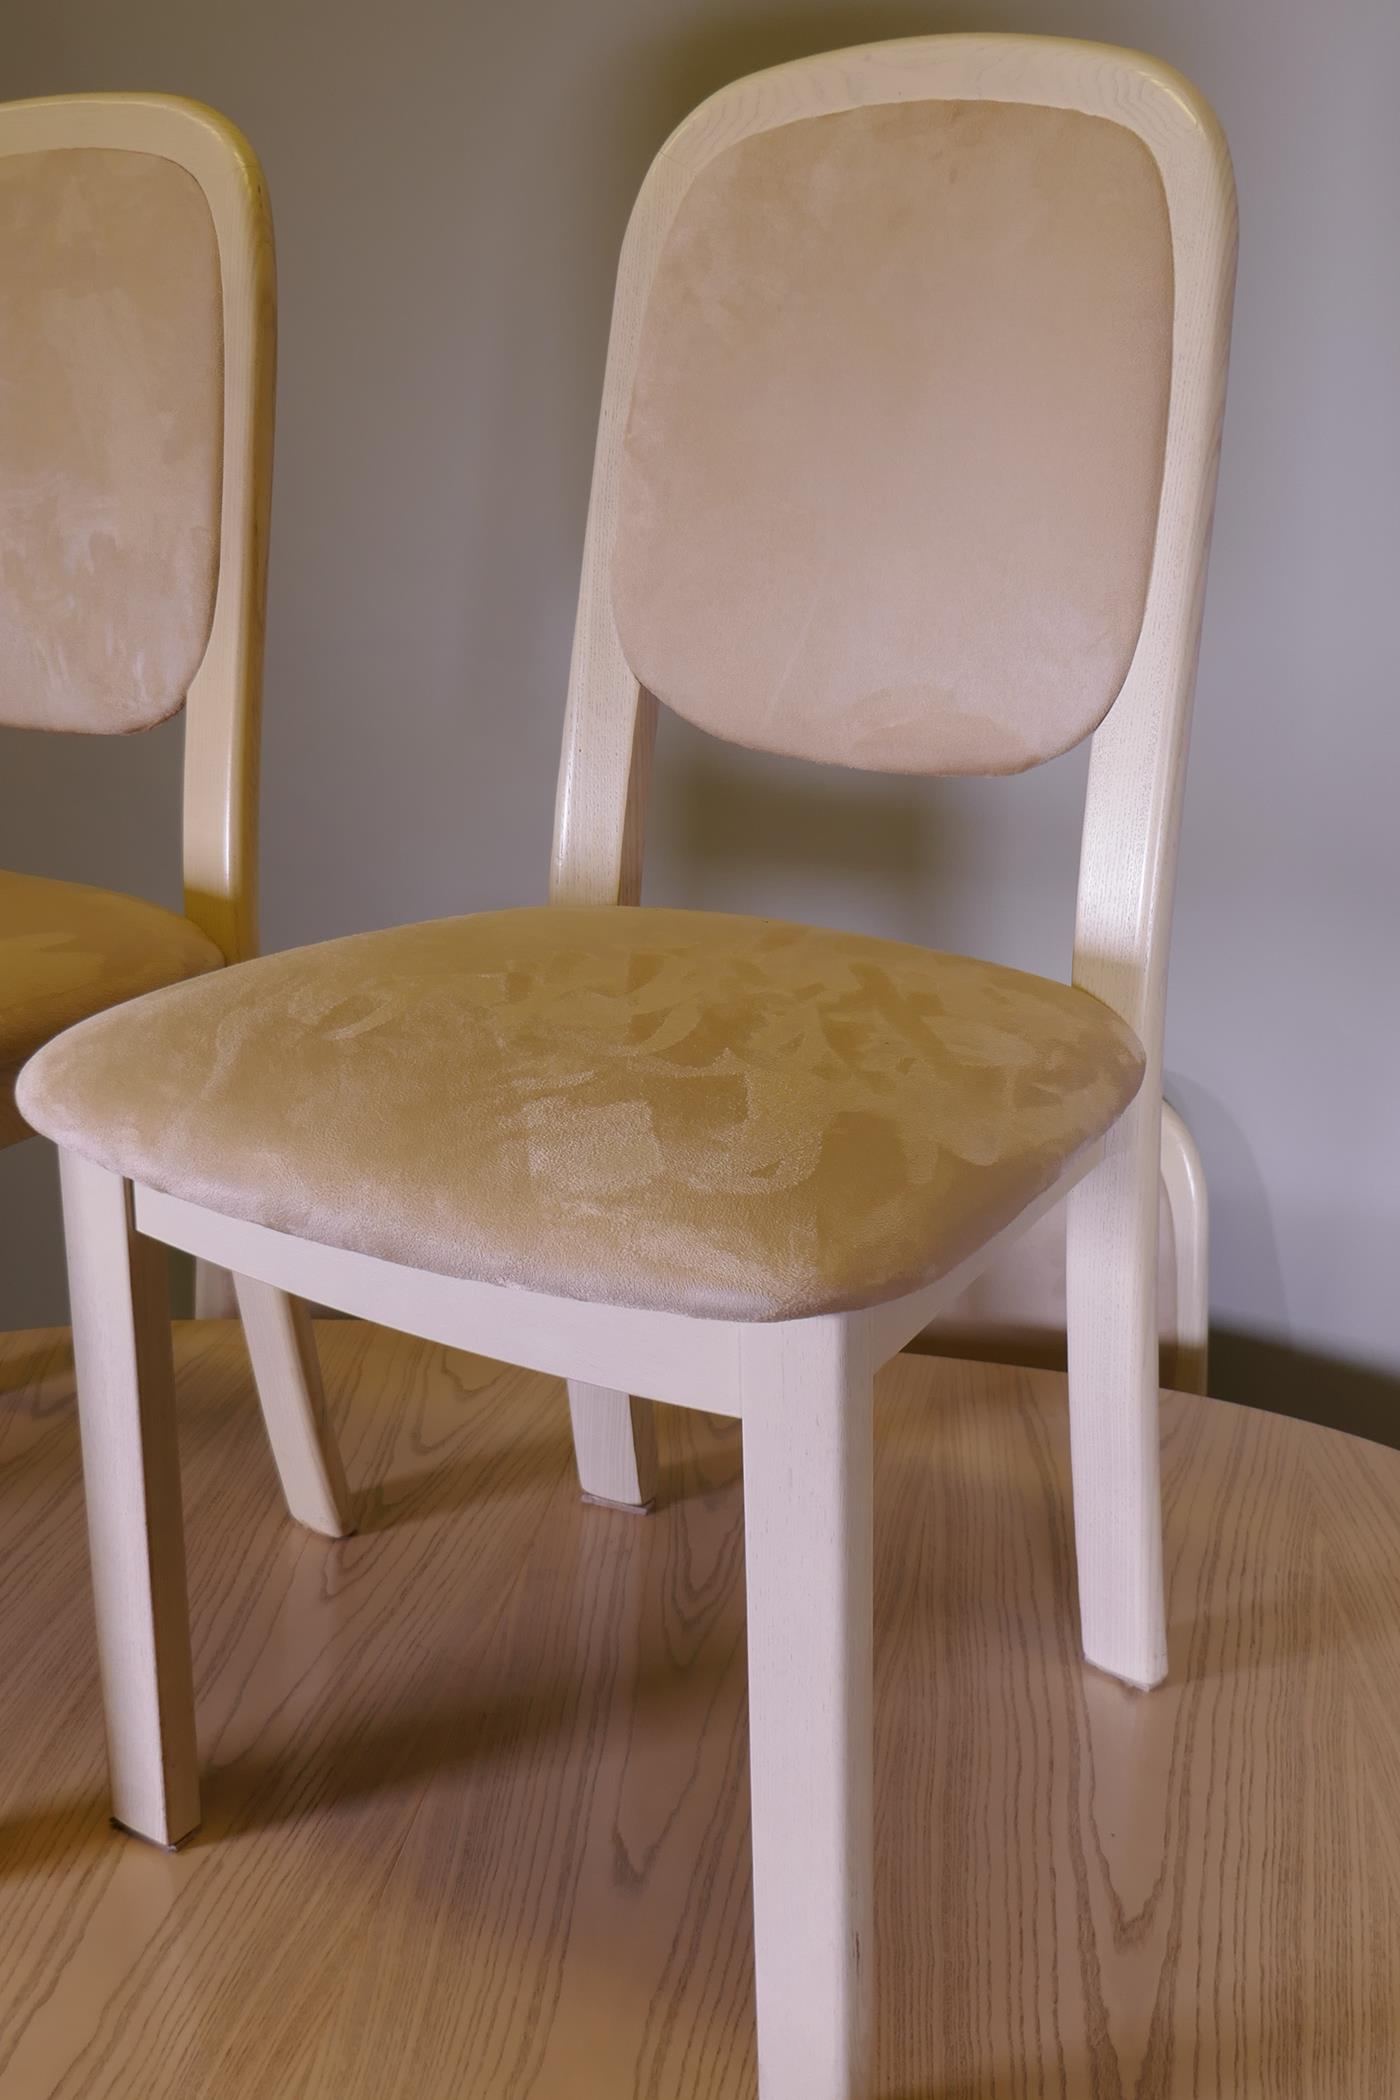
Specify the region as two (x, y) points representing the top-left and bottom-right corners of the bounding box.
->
(234, 1276), (355, 1536)
(741, 1316), (875, 2100)
(567, 1382), (658, 1509)
(1065, 1093), (1168, 1688)
(58, 1150), (200, 1847)
(1160, 1101), (1210, 1397)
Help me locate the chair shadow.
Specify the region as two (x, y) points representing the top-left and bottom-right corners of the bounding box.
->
(0, 1337), (73, 1402)
(357, 1451), (693, 1530)
(0, 1797), (127, 1880)
(194, 1637), (737, 1843)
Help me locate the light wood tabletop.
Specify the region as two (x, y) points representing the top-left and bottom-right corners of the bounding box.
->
(1, 1318), (1396, 2098)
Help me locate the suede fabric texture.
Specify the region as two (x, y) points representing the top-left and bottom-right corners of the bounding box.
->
(1, 869), (224, 1137)
(612, 100), (1173, 775)
(18, 907), (1144, 1321)
(0, 146), (223, 734)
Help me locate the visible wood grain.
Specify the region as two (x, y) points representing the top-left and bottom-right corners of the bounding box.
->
(56, 1157), (199, 1848)
(135, 1184), (747, 1413)
(2, 1320), (1398, 2097)
(234, 1276), (354, 1536)
(0, 92), (275, 966)
(172, 97), (277, 971)
(923, 1112), (1209, 1394)
(1065, 1092), (1168, 1688)
(0, 107), (269, 1141)
(567, 1380), (658, 1509)
(0, 94), (334, 1545)
(544, 35), (1236, 1691)
(741, 1317), (875, 2100)
(552, 684), (661, 1512)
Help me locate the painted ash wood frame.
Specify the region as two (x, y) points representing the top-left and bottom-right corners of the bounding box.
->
(52, 39), (1234, 2100)
(0, 95), (352, 1535)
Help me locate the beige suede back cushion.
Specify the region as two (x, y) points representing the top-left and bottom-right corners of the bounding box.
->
(611, 101), (1174, 775)
(0, 147), (223, 734)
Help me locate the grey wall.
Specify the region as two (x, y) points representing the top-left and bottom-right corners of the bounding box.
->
(4, 0), (1398, 1424)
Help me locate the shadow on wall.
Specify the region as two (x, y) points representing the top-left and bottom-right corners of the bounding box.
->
(651, 715), (1087, 968)
(910, 1327), (1400, 1453)
(1209, 1332), (1400, 1454)
(650, 0), (968, 117)
(630, 14), (1400, 1442)
(662, 734), (943, 944)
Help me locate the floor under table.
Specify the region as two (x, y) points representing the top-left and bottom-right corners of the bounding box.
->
(1, 1317), (1397, 2098)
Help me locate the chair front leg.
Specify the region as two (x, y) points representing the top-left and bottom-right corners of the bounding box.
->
(740, 1316), (875, 2100)
(58, 1152), (200, 1847)
(567, 1381), (658, 1510)
(235, 1277), (354, 1536)
(1065, 1091), (1168, 1689)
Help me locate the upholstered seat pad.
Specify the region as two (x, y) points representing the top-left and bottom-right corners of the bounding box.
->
(0, 147), (224, 734)
(1, 871), (224, 1130)
(17, 907), (1144, 1322)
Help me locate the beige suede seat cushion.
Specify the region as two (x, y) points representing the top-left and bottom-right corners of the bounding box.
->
(1, 870), (224, 1136)
(17, 907), (1143, 1322)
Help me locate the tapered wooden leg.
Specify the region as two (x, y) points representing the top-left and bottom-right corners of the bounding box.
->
(567, 1382), (658, 1510)
(1160, 1101), (1209, 1398)
(234, 1278), (354, 1537)
(740, 1315), (874, 2100)
(193, 1258), (237, 1318)
(1066, 1094), (1168, 1689)
(58, 1152), (200, 1847)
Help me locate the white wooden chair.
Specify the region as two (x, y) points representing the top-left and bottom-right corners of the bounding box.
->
(0, 93), (351, 1537)
(16, 43), (1235, 2100)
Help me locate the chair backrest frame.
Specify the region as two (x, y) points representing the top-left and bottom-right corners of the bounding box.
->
(0, 93), (276, 964)
(551, 33), (1237, 1107)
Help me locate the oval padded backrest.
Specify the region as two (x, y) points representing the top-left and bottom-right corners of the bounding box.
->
(0, 146), (223, 733)
(610, 99), (1174, 775)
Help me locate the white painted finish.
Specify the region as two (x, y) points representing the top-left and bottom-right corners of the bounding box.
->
(549, 36), (1233, 1702)
(1065, 1092), (1168, 1687)
(135, 1186), (744, 1412)
(234, 1275), (354, 1536)
(0, 92), (334, 1533)
(866, 1138), (1106, 1366)
(1052, 40), (1231, 1683)
(136, 1142), (1099, 1424)
(0, 92), (272, 971)
(920, 1118), (1208, 1392)
(7, 0), (1378, 1400)
(550, 682), (661, 1511)
(57, 1151), (200, 1848)
(741, 1315), (875, 2100)
(1161, 1101), (1210, 1396)
(567, 1382), (658, 1509)
(52, 43), (1233, 2093)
